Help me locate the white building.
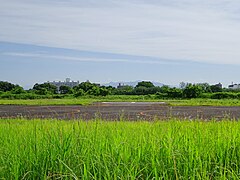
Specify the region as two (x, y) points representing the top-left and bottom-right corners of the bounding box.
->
(228, 83), (240, 90)
(47, 78), (79, 89)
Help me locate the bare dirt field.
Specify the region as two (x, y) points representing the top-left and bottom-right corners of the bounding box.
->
(1, 102), (240, 120)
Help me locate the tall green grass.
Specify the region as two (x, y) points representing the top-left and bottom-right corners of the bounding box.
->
(1, 119), (240, 179)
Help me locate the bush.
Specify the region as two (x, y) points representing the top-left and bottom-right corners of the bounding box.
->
(0, 81), (16, 92)
(11, 86), (26, 94)
(0, 92), (55, 100)
(236, 93), (240, 99)
(59, 85), (73, 94)
(52, 95), (65, 99)
(199, 93), (212, 99)
(74, 89), (85, 97)
(87, 87), (100, 96)
(99, 88), (110, 96)
(167, 88), (183, 98)
(183, 84), (203, 98)
(34, 88), (48, 95)
(211, 92), (238, 99)
(33, 83), (58, 94)
(155, 92), (168, 99)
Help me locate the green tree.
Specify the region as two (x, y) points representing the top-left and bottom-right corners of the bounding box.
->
(159, 85), (170, 93)
(0, 81), (16, 92)
(183, 84), (203, 98)
(35, 88), (48, 95)
(87, 86), (100, 96)
(210, 84), (222, 93)
(136, 81), (154, 88)
(33, 83), (57, 94)
(74, 89), (85, 97)
(197, 83), (212, 93)
(167, 88), (183, 98)
(74, 81), (95, 92)
(73, 81), (107, 96)
(59, 85), (73, 94)
(133, 86), (149, 95)
(132, 86), (161, 95)
(11, 85), (25, 94)
(99, 87), (110, 96)
(113, 85), (134, 95)
(104, 86), (115, 95)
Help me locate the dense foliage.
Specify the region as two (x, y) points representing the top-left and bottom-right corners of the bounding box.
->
(1, 80), (240, 100)
(0, 81), (18, 92)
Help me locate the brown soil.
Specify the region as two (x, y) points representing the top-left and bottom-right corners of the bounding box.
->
(1, 102), (240, 120)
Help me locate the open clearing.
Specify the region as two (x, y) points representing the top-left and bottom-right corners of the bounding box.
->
(1, 102), (240, 120)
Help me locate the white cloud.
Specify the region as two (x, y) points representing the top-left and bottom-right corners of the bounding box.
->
(2, 52), (179, 65)
(1, 0), (240, 64)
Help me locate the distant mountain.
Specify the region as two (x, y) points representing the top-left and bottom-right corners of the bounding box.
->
(103, 80), (165, 87)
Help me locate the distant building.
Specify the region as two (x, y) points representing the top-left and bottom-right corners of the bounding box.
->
(214, 83), (223, 89)
(117, 83), (129, 89)
(47, 78), (79, 90)
(228, 83), (240, 90)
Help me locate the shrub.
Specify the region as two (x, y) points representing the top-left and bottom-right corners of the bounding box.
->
(183, 84), (203, 98)
(155, 92), (168, 99)
(199, 93), (212, 99)
(211, 92), (238, 99)
(74, 89), (85, 97)
(167, 88), (183, 98)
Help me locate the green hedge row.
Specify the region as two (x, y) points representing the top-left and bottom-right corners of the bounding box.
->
(0, 93), (67, 99)
(210, 92), (240, 99)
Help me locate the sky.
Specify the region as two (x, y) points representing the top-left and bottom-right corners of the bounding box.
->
(1, 0), (240, 88)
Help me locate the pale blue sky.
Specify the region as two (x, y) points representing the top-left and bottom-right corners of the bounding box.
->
(1, 0), (240, 88)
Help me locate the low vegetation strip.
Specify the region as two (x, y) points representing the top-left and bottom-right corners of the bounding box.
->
(0, 98), (93, 106)
(1, 97), (240, 106)
(1, 80), (240, 101)
(1, 119), (240, 179)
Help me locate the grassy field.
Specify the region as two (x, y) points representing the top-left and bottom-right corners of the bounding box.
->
(1, 96), (240, 106)
(0, 98), (94, 106)
(168, 98), (240, 106)
(1, 119), (240, 179)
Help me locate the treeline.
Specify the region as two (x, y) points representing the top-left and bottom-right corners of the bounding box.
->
(0, 80), (240, 99)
